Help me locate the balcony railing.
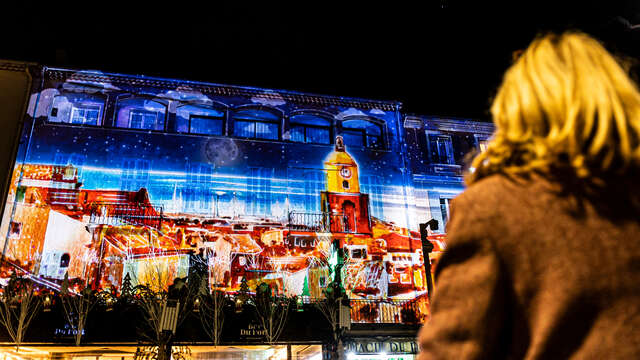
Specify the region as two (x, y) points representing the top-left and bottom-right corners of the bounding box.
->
(89, 202), (164, 229)
(287, 211), (355, 233)
(349, 299), (426, 324)
(300, 297), (426, 324)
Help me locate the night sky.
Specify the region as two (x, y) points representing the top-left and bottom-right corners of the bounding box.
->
(1, 2), (639, 120)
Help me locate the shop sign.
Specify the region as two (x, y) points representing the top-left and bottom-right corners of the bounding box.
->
(344, 339), (418, 355)
(54, 323), (84, 338)
(238, 322), (267, 340)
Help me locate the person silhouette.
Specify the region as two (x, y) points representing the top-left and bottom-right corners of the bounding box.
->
(418, 32), (640, 359)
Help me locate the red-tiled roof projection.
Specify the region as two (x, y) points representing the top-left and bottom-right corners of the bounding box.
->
(226, 234), (262, 254)
(21, 164), (77, 182)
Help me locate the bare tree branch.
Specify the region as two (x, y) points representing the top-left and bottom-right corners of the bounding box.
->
(60, 273), (97, 346)
(0, 273), (41, 351)
(129, 254), (196, 360)
(252, 283), (290, 345)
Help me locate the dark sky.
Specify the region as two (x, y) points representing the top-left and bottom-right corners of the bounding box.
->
(1, 2), (639, 120)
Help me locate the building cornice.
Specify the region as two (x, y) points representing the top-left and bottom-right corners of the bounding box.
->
(44, 68), (401, 111)
(405, 114), (494, 134)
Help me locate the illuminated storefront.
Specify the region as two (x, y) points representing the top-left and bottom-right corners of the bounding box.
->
(0, 345), (323, 360)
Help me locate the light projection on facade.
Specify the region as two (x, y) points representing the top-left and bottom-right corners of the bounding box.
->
(0, 68), (489, 325)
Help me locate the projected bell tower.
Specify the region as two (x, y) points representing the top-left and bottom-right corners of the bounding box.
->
(321, 136), (372, 234)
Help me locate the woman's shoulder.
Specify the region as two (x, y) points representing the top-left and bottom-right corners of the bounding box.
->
(456, 174), (529, 206)
(446, 174), (551, 251)
(452, 173), (557, 225)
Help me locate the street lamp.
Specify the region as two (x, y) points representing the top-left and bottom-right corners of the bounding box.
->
(43, 294), (52, 312)
(420, 219), (439, 301)
(159, 299), (180, 360)
(160, 299), (180, 334)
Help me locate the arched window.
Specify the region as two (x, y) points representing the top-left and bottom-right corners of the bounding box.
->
(48, 92), (105, 126)
(60, 253), (70, 268)
(289, 113), (331, 144)
(114, 97), (167, 131)
(341, 118), (384, 149)
(232, 107), (281, 140)
(176, 104), (225, 135)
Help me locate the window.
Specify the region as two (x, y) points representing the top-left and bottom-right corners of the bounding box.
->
(351, 248), (367, 259)
(400, 273), (411, 284)
(479, 140), (489, 152)
(8, 222), (21, 239)
(184, 163), (214, 212)
(246, 167), (274, 215)
(428, 134), (455, 164)
(60, 253), (70, 268)
(403, 116), (423, 129)
(176, 104), (225, 135)
(15, 186), (26, 203)
(48, 93), (104, 125)
(191, 116), (224, 135)
(440, 198), (451, 226)
(187, 163), (214, 184)
(290, 114), (331, 144)
(300, 169), (326, 213)
(62, 164), (76, 181)
(70, 105), (101, 125)
(121, 159), (150, 191)
(233, 108), (281, 140)
(341, 119), (384, 149)
(475, 135), (490, 152)
(54, 153), (86, 179)
(129, 109), (162, 130)
(115, 97), (166, 131)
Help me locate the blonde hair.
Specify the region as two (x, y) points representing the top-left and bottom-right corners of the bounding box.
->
(467, 32), (640, 186)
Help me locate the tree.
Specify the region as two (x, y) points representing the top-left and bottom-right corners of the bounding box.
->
(121, 273), (134, 298)
(315, 243), (351, 360)
(252, 282), (290, 345)
(198, 276), (227, 347)
(301, 274), (310, 297)
(238, 277), (250, 296)
(0, 273), (41, 351)
(132, 267), (198, 360)
(193, 252), (228, 347)
(60, 273), (97, 346)
(315, 281), (350, 359)
(134, 285), (171, 360)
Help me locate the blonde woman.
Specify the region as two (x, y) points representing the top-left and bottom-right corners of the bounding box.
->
(418, 32), (640, 359)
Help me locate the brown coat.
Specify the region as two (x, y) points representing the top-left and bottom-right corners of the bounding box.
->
(418, 174), (640, 359)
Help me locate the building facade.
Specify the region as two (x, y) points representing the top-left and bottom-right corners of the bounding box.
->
(0, 62), (493, 360)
